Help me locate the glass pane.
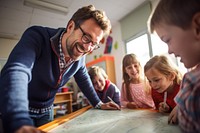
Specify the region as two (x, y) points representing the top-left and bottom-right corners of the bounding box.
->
(126, 34), (150, 67)
(151, 34), (168, 55)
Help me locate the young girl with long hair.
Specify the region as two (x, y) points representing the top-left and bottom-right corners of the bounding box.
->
(144, 55), (182, 113)
(121, 53), (155, 109)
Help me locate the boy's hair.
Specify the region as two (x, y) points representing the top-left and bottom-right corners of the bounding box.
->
(149, 0), (200, 33)
(69, 5), (111, 35)
(88, 66), (108, 80)
(144, 55), (182, 85)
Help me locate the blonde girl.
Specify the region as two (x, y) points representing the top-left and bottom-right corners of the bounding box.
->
(121, 53), (155, 109)
(144, 55), (182, 113)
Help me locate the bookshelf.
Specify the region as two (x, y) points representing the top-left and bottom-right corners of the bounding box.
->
(53, 92), (73, 116)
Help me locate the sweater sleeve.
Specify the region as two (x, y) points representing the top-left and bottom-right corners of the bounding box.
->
(74, 57), (101, 107)
(110, 83), (121, 106)
(0, 26), (41, 132)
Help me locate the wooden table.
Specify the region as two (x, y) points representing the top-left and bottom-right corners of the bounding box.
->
(39, 106), (181, 133)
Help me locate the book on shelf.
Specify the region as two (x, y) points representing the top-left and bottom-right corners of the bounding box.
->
(56, 109), (68, 115)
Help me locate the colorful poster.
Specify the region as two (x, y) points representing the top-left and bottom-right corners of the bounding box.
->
(104, 35), (113, 54)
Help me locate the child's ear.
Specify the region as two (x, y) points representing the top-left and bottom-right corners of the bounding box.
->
(169, 72), (176, 81)
(193, 12), (200, 38)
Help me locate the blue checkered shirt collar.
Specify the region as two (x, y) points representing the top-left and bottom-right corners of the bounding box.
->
(58, 31), (74, 72)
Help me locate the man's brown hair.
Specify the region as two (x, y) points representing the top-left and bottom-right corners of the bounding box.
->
(69, 5), (111, 35)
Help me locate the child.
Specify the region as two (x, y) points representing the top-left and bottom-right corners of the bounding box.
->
(88, 66), (121, 106)
(149, 0), (200, 132)
(144, 55), (182, 113)
(121, 53), (155, 109)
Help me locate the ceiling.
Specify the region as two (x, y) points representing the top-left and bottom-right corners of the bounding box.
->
(0, 0), (147, 40)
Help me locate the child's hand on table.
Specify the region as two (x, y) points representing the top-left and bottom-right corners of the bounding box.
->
(159, 102), (170, 113)
(100, 102), (121, 110)
(168, 106), (178, 124)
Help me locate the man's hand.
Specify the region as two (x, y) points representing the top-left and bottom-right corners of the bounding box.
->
(100, 102), (121, 110)
(168, 105), (178, 124)
(15, 125), (47, 133)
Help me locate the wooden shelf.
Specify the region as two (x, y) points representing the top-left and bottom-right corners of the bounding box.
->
(53, 92), (73, 115)
(54, 100), (71, 104)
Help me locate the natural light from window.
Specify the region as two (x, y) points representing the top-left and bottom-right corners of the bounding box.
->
(151, 34), (187, 74)
(126, 33), (187, 75)
(126, 34), (150, 68)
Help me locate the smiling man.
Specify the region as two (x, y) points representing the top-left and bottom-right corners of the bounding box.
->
(0, 5), (120, 133)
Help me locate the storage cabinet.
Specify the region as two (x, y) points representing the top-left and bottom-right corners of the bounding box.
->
(53, 92), (73, 116)
(86, 55), (116, 84)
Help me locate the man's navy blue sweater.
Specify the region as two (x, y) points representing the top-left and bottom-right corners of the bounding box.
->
(0, 26), (100, 133)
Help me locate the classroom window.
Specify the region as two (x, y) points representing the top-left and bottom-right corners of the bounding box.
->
(126, 32), (187, 74)
(126, 33), (150, 67)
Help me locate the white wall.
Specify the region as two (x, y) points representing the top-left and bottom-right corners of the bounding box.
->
(0, 38), (18, 71)
(111, 23), (126, 89)
(0, 38), (18, 58)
